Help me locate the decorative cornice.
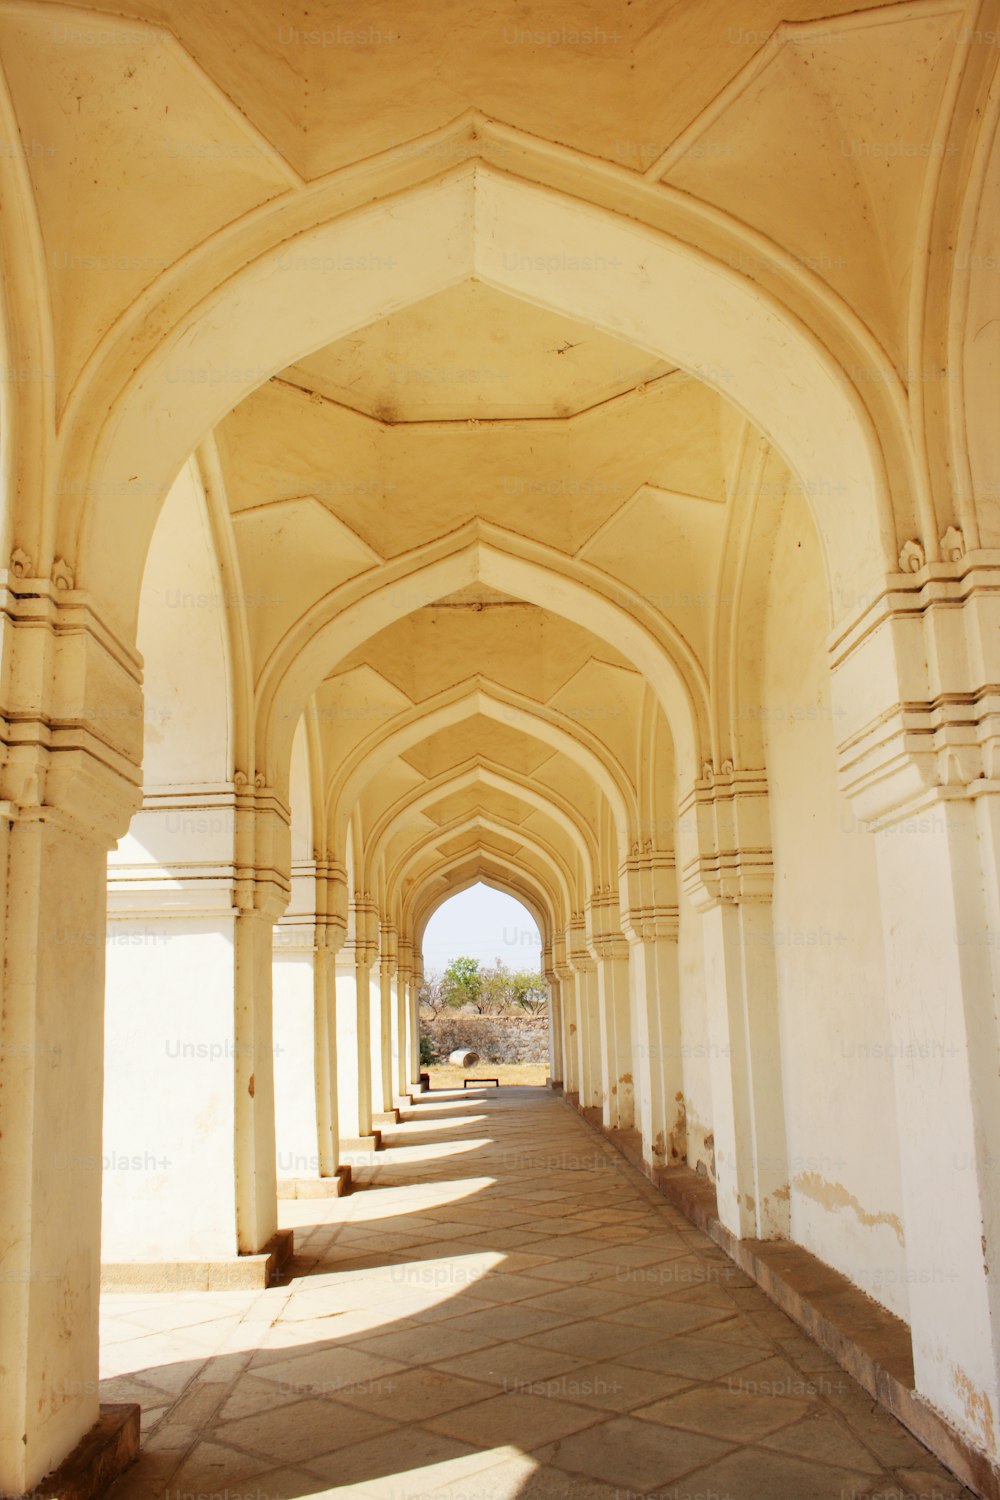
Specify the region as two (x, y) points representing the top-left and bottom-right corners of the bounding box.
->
(829, 552), (1000, 826)
(0, 571), (144, 844)
(677, 766), (772, 910)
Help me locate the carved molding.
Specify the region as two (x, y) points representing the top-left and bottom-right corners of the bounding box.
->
(940, 525), (964, 562)
(830, 552), (1000, 825)
(590, 931), (630, 961)
(0, 577), (144, 845)
(51, 557), (75, 591)
(677, 767), (773, 910)
(898, 538), (926, 573)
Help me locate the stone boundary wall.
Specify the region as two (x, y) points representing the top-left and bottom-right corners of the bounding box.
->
(421, 1014), (550, 1064)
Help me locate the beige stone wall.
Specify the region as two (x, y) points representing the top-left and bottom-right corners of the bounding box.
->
(420, 1014), (551, 1065)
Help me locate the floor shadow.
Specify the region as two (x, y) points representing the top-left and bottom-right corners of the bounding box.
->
(99, 1089), (972, 1500)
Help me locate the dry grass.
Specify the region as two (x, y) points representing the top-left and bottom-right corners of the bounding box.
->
(423, 1062), (549, 1090)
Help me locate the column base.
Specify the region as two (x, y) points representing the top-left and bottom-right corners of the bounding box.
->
(101, 1230), (294, 1292)
(29, 1403), (139, 1500)
(373, 1107), (402, 1126)
(570, 1102), (998, 1500)
(339, 1130), (383, 1153)
(277, 1166), (352, 1199)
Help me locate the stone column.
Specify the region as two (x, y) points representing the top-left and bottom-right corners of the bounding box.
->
(273, 860), (345, 1191)
(396, 936), (414, 1098)
(594, 939), (634, 1130)
(409, 963), (423, 1087)
(544, 948), (564, 1086)
(581, 965), (600, 1109)
(588, 886), (632, 1130)
(339, 888), (376, 1144)
(554, 945), (578, 1099)
(335, 952), (362, 1137)
(678, 767), (789, 1240)
(233, 872), (286, 1255)
(568, 912), (601, 1110)
(830, 543), (1000, 1459)
(621, 848), (683, 1168)
(373, 920), (397, 1124)
(312, 936), (339, 1176)
(0, 563), (143, 1497)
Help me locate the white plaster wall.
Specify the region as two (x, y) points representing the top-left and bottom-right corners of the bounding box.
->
(273, 951), (319, 1178)
(134, 461), (230, 789)
(102, 917), (239, 1261)
(762, 504), (908, 1317)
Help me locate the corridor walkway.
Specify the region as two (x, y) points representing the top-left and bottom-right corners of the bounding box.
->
(101, 1090), (970, 1500)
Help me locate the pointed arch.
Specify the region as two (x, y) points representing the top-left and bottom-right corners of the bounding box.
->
(263, 525), (705, 789)
(64, 163), (895, 656)
(362, 761), (600, 888)
(326, 677), (637, 853)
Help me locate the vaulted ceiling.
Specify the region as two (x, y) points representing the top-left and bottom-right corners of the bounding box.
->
(10, 0), (973, 941)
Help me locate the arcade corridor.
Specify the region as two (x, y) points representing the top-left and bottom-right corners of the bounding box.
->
(101, 1090), (970, 1500)
(2, 6), (1000, 1497)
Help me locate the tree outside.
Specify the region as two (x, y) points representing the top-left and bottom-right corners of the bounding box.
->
(432, 956), (547, 1017)
(418, 957), (550, 1086)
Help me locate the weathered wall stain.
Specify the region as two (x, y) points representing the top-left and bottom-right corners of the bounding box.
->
(793, 1172), (904, 1245)
(952, 1363), (998, 1457)
(668, 1090), (687, 1164)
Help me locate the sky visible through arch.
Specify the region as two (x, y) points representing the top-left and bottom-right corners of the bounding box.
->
(422, 883), (542, 974)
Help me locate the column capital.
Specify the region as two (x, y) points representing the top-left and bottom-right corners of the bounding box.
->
(273, 865), (333, 951)
(569, 954), (598, 974)
(830, 549), (1000, 828)
(396, 933), (414, 981)
(586, 884), (629, 959)
(346, 889), (379, 965)
(315, 860), (348, 950)
(232, 774), (290, 918)
(619, 847), (679, 941)
(590, 930), (630, 961)
(377, 918), (398, 978)
(677, 766), (772, 911)
(565, 911), (596, 973)
(1, 568), (143, 845)
(273, 920), (318, 953)
(107, 781), (291, 919)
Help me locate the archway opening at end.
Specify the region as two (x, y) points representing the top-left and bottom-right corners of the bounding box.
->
(418, 883), (549, 1092)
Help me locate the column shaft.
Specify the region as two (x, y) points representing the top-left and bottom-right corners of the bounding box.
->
(1, 818), (112, 1492)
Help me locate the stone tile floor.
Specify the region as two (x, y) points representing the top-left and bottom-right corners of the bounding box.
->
(102, 1087), (975, 1500)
